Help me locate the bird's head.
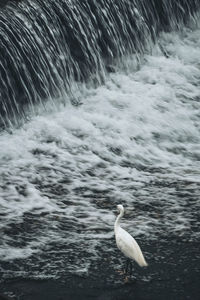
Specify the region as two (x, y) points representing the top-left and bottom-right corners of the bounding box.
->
(117, 204), (124, 214)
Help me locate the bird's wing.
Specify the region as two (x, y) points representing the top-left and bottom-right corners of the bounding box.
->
(116, 227), (147, 267)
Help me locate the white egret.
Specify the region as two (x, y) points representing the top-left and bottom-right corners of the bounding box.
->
(114, 204), (148, 276)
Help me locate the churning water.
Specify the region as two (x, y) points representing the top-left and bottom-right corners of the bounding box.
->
(0, 0), (200, 284)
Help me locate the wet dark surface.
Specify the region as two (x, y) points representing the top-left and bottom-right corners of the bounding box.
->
(1, 239), (200, 300)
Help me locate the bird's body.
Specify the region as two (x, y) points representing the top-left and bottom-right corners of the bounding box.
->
(114, 204), (147, 270)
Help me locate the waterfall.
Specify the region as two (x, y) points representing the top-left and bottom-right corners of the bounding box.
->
(1, 0), (200, 291)
(0, 0), (199, 127)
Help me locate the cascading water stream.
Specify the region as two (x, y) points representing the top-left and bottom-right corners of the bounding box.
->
(0, 1), (200, 297)
(0, 0), (199, 127)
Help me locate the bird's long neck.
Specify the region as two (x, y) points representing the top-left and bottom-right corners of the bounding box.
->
(114, 210), (124, 233)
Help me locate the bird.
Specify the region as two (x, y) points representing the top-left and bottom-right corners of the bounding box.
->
(114, 204), (148, 277)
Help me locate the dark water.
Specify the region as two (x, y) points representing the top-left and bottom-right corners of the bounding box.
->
(0, 1), (200, 299)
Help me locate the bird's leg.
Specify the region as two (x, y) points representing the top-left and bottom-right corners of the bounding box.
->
(116, 260), (126, 275)
(125, 258), (130, 275)
(129, 261), (133, 276)
(124, 259), (132, 283)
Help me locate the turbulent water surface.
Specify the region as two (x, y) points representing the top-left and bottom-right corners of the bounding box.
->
(0, 19), (200, 284)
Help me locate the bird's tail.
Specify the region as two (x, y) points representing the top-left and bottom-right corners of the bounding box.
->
(140, 258), (148, 267)
(136, 251), (148, 267)
(137, 257), (148, 267)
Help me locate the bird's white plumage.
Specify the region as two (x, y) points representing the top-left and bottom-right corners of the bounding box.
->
(114, 204), (147, 267)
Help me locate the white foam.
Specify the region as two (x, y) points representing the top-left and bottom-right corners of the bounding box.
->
(0, 22), (200, 279)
